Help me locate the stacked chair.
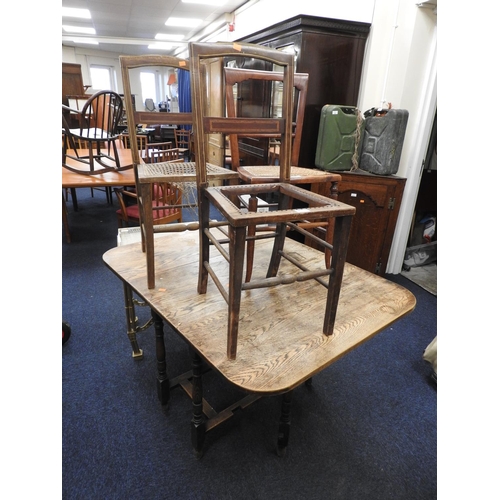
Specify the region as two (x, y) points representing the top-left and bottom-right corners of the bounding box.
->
(119, 54), (239, 288)
(190, 42), (355, 359)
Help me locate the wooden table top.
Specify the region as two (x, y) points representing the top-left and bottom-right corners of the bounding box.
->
(103, 231), (416, 395)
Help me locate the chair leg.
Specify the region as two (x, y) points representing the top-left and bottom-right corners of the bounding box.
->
(62, 194), (71, 243)
(227, 225), (247, 360)
(323, 215), (353, 335)
(245, 195), (258, 282)
(138, 184), (155, 289)
(266, 221), (287, 279)
(197, 193), (212, 295)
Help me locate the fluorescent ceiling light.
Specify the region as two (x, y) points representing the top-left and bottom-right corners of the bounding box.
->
(62, 25), (96, 35)
(72, 38), (98, 45)
(148, 42), (178, 51)
(165, 17), (202, 28)
(155, 33), (185, 41)
(182, 0), (227, 5)
(62, 7), (91, 18)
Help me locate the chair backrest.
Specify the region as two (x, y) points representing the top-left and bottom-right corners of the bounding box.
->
(174, 128), (190, 150)
(151, 182), (183, 223)
(119, 54), (192, 167)
(224, 68), (308, 169)
(148, 147), (181, 164)
(189, 42), (295, 186)
(120, 133), (148, 152)
(79, 90), (123, 138)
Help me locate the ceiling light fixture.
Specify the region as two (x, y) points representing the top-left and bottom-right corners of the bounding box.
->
(181, 0), (228, 5)
(62, 7), (91, 18)
(71, 38), (99, 45)
(155, 34), (185, 41)
(148, 42), (180, 51)
(62, 25), (96, 35)
(165, 17), (202, 28)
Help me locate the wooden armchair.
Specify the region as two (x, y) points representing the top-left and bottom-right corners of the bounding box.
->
(62, 90), (125, 174)
(189, 41), (356, 359)
(114, 183), (182, 228)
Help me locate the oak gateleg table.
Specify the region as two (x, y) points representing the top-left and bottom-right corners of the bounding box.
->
(103, 229), (415, 457)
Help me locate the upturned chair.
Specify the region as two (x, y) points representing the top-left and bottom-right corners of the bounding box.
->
(119, 54), (239, 288)
(62, 90), (125, 174)
(189, 41), (356, 359)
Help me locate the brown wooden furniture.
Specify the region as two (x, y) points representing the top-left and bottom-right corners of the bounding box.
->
(190, 41), (355, 360)
(62, 91), (125, 174)
(114, 183), (182, 228)
(225, 68), (309, 170)
(237, 15), (370, 168)
(174, 128), (191, 159)
(119, 53), (240, 291)
(225, 68), (313, 280)
(145, 144), (181, 163)
(103, 229), (416, 456)
(62, 63), (90, 130)
(120, 133), (148, 154)
(336, 170), (406, 275)
(62, 148), (136, 241)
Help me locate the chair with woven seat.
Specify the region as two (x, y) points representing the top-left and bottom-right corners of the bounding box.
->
(62, 90), (125, 174)
(119, 53), (240, 289)
(189, 41), (356, 359)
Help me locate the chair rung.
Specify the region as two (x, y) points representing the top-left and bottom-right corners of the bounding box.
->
(241, 267), (332, 291)
(204, 262), (229, 304)
(286, 221), (334, 251)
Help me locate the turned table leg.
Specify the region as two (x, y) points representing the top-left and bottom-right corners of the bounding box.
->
(190, 349), (206, 459)
(152, 309), (170, 407)
(277, 391), (293, 457)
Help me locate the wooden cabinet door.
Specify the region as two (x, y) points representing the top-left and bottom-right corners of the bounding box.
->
(337, 171), (406, 275)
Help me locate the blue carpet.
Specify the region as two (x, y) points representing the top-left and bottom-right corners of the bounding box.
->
(62, 189), (436, 500)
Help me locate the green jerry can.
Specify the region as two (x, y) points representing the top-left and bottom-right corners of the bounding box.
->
(359, 108), (409, 175)
(315, 105), (364, 171)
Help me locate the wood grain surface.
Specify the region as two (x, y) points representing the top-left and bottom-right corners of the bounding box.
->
(103, 231), (415, 395)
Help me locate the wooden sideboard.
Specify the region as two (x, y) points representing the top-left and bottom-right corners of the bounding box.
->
(335, 170), (406, 275)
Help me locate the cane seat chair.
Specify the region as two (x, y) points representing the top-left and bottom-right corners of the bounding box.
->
(189, 41), (355, 360)
(62, 90), (125, 174)
(119, 54), (239, 289)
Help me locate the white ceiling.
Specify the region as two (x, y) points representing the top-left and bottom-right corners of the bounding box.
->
(62, 0), (249, 56)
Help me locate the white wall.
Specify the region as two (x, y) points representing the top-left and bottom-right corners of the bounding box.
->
(62, 0), (437, 273)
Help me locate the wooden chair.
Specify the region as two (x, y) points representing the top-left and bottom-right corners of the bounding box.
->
(225, 67), (308, 170)
(189, 41), (356, 359)
(174, 128), (191, 159)
(119, 53), (239, 289)
(144, 142), (177, 163)
(225, 68), (311, 281)
(120, 133), (148, 156)
(114, 182), (183, 228)
(62, 90), (125, 174)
